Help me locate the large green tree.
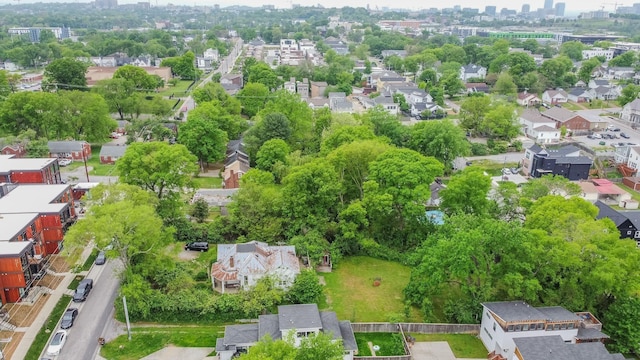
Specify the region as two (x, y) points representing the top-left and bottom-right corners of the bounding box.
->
(409, 119), (469, 171)
(113, 65), (159, 91)
(237, 82), (270, 118)
(92, 78), (137, 119)
(178, 116), (228, 170)
(43, 58), (89, 91)
(117, 142), (199, 199)
(440, 166), (492, 215)
(63, 183), (173, 272)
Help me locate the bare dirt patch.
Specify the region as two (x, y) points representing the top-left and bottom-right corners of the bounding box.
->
(5, 295), (48, 328)
(37, 274), (63, 290)
(0, 330), (23, 360)
(48, 255), (71, 273)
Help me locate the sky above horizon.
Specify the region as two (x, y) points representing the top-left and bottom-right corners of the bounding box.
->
(0, 0), (607, 14)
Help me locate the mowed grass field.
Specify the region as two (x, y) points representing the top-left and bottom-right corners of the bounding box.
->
(322, 256), (422, 322)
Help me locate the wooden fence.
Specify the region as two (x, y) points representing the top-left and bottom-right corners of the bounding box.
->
(352, 322), (480, 360)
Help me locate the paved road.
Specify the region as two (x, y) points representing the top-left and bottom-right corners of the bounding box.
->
(53, 260), (121, 360)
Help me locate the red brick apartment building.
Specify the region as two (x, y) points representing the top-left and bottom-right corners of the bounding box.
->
(0, 155), (63, 184)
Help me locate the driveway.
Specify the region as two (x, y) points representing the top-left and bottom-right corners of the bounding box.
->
(140, 346), (216, 360)
(412, 342), (456, 360)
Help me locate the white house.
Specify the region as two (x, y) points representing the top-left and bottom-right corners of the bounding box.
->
(211, 241), (300, 293)
(217, 304), (358, 360)
(280, 39), (298, 53)
(459, 64), (487, 82)
(567, 87), (594, 103)
(621, 98), (640, 123)
(519, 109), (560, 144)
(581, 48), (614, 61)
(542, 89), (569, 104)
(627, 146), (640, 171)
(516, 92), (541, 107)
(480, 301), (610, 360)
(614, 143), (633, 164)
(373, 95), (399, 114)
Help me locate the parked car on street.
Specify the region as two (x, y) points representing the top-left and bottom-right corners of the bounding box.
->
(60, 308), (78, 329)
(72, 279), (93, 302)
(46, 330), (67, 355)
(621, 133), (631, 139)
(58, 159), (72, 167)
(95, 251), (106, 265)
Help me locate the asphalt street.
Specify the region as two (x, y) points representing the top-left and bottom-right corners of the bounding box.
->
(50, 260), (121, 360)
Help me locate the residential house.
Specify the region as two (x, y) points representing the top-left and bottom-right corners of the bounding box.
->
(0, 184), (76, 255)
(594, 201), (640, 246)
(216, 304), (357, 360)
(567, 87), (594, 103)
(305, 97), (330, 109)
(606, 66), (635, 80)
(522, 144), (592, 180)
(459, 64), (487, 82)
(480, 301), (614, 360)
(99, 145), (127, 165)
(589, 179), (632, 204)
(324, 37), (349, 56)
(296, 78), (309, 98)
(516, 92), (541, 107)
(310, 81), (328, 98)
(380, 50), (407, 58)
(623, 176), (640, 191)
(211, 241), (300, 293)
(627, 146), (640, 172)
(513, 336), (624, 360)
(115, 120), (129, 134)
(464, 82), (490, 94)
(541, 107), (592, 133)
(620, 98), (640, 123)
(614, 143), (633, 165)
(581, 48), (614, 61)
(592, 85), (620, 101)
(220, 73), (243, 88)
(373, 95), (398, 114)
(280, 39), (298, 53)
(411, 102), (443, 118)
(367, 70), (404, 90)
(575, 80), (587, 88)
(298, 39), (315, 55)
(588, 79), (611, 89)
(329, 92), (353, 113)
(519, 109), (560, 144)
(0, 144), (26, 158)
(542, 89), (569, 104)
(0, 156), (62, 184)
(223, 140), (249, 190)
(284, 77), (296, 93)
(48, 141), (91, 161)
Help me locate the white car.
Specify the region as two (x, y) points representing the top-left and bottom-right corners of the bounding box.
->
(46, 330), (67, 355)
(58, 159), (72, 167)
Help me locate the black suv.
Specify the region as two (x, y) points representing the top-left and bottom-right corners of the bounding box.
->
(185, 242), (209, 252)
(73, 279), (93, 302)
(60, 308), (78, 329)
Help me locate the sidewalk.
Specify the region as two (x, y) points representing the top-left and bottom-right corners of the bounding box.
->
(10, 246), (95, 360)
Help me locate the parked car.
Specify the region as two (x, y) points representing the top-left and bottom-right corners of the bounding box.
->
(46, 330), (67, 355)
(185, 242), (209, 252)
(501, 168), (511, 175)
(510, 168), (519, 175)
(73, 279), (93, 302)
(95, 251), (106, 265)
(60, 308), (78, 329)
(587, 135), (594, 139)
(592, 133), (602, 139)
(599, 141), (606, 146)
(58, 159), (72, 167)
(621, 133), (631, 139)
(613, 128), (621, 132)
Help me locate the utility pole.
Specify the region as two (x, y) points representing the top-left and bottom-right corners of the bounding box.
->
(82, 147), (90, 182)
(123, 296), (132, 341)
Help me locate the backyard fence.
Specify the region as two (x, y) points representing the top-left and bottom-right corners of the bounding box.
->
(352, 322), (480, 360)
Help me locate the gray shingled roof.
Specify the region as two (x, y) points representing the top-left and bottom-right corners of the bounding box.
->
(542, 107), (577, 123)
(278, 304), (322, 330)
(576, 327), (610, 340)
(48, 141), (87, 153)
(339, 321), (358, 351)
(513, 336), (622, 360)
(320, 311), (342, 340)
(258, 314), (281, 340)
(99, 145), (127, 158)
(237, 242), (257, 253)
(483, 301), (547, 322)
(215, 338), (235, 352)
(222, 324), (259, 345)
(536, 307), (581, 322)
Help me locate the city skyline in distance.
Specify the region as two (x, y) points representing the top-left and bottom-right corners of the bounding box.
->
(0, 0), (612, 13)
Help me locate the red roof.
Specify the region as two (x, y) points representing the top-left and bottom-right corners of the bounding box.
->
(591, 179), (625, 195)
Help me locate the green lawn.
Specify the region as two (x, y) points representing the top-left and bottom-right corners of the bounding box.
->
(322, 256), (422, 322)
(193, 176), (222, 189)
(471, 159), (519, 176)
(24, 295), (72, 360)
(354, 333), (405, 356)
(562, 102), (583, 111)
(100, 325), (224, 360)
(409, 334), (487, 358)
(68, 275), (85, 290)
(156, 80), (195, 97)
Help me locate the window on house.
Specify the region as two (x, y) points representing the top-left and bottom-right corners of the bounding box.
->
(553, 324), (560, 330)
(515, 324), (521, 331)
(493, 323), (496, 331)
(297, 331), (314, 338)
(483, 327), (493, 340)
(522, 324), (529, 331)
(538, 323), (545, 330)
(560, 323), (567, 330)
(568, 323), (574, 329)
(507, 325), (514, 332)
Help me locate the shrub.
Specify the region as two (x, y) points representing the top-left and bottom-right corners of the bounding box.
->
(470, 143), (489, 156)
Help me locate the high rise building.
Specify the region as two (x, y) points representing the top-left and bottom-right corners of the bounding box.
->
(522, 4), (530, 13)
(555, 2), (565, 16)
(544, 0), (553, 10)
(485, 5), (497, 15)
